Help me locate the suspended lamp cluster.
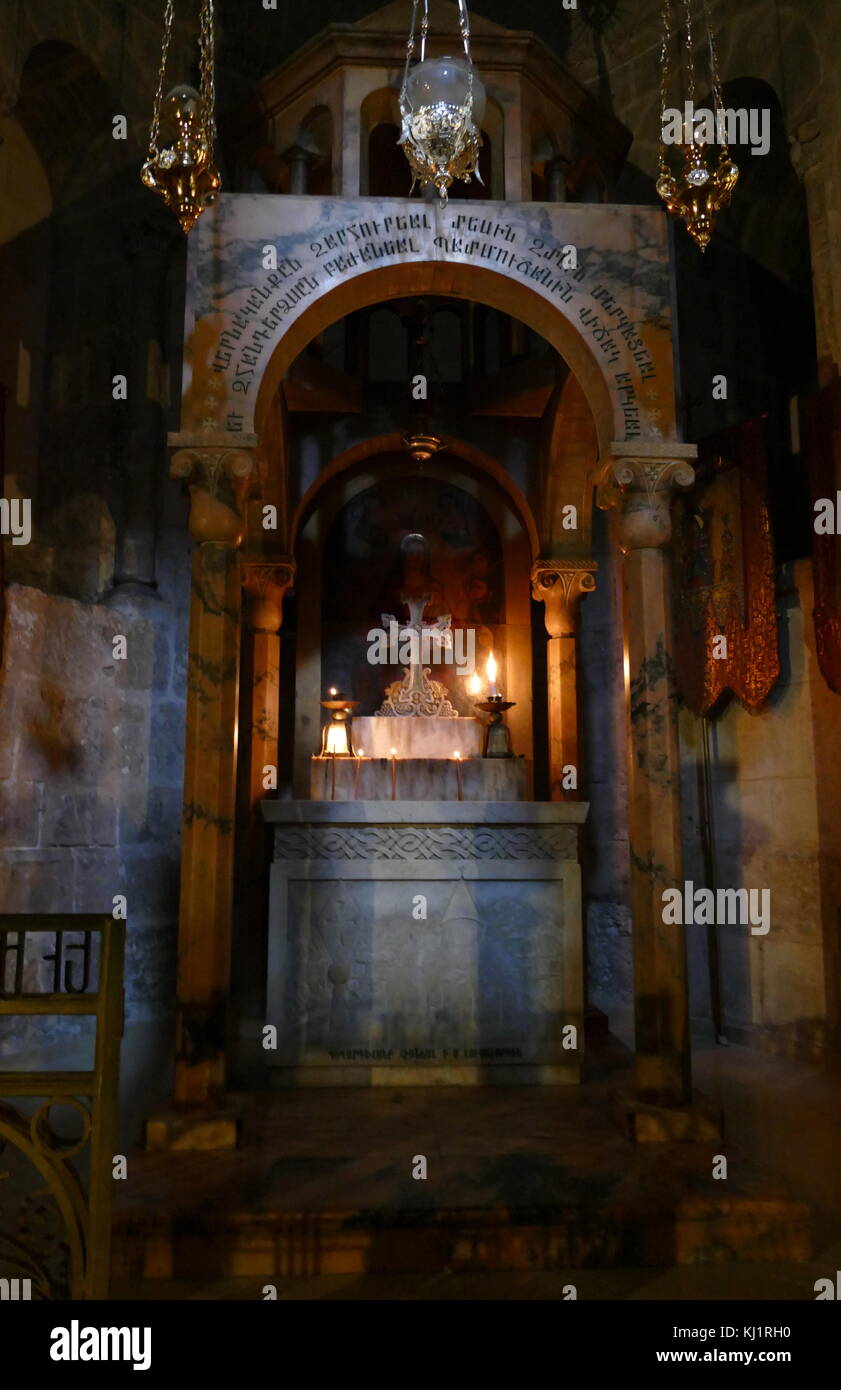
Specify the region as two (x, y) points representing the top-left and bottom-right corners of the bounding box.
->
(656, 0), (739, 251)
(399, 0), (486, 204)
(141, 0), (221, 233)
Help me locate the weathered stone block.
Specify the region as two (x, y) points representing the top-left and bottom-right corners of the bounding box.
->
(41, 789), (117, 847)
(0, 778), (42, 848)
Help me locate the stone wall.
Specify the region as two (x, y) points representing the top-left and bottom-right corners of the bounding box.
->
(0, 560), (188, 1029)
(679, 559), (841, 1061)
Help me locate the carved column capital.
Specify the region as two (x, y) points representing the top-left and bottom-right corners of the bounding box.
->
(242, 558), (296, 633)
(170, 431), (259, 545)
(531, 559), (597, 637)
(611, 443), (697, 550)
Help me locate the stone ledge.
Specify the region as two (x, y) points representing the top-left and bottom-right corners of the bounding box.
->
(611, 1088), (723, 1143)
(145, 1105), (241, 1153)
(261, 798), (589, 825)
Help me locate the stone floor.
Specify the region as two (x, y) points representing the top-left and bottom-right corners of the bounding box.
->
(111, 1035), (841, 1297)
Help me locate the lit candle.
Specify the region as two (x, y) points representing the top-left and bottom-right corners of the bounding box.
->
(453, 749), (463, 801)
(486, 651), (499, 697)
(329, 686), (338, 697)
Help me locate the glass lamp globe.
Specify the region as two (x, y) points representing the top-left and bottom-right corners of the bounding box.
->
(158, 85), (204, 159)
(405, 56), (486, 124)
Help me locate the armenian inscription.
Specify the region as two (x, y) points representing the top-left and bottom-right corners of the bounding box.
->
(188, 196), (676, 443)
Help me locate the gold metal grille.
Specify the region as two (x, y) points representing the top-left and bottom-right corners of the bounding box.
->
(0, 916), (124, 1300)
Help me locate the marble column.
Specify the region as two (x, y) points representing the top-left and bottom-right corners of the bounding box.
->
(169, 432), (256, 1104)
(613, 443), (696, 1107)
(531, 559), (597, 800)
(232, 560), (296, 1025)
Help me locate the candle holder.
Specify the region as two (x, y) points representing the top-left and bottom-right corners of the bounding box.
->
(475, 695), (515, 758)
(319, 695), (359, 757)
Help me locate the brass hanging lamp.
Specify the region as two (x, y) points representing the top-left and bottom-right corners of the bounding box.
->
(656, 0), (739, 251)
(399, 0), (486, 204)
(141, 0), (221, 234)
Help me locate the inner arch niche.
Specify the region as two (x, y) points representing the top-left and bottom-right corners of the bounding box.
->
(290, 453), (536, 796)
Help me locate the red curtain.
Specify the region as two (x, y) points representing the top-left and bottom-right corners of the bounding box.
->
(673, 416), (780, 715)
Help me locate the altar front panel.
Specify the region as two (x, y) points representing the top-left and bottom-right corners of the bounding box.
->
(263, 802), (585, 1085)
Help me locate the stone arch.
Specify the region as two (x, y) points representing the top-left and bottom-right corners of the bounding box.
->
(360, 88), (403, 196)
(289, 439), (538, 793)
(14, 41), (124, 205)
(529, 110), (563, 200)
(542, 371), (600, 553)
(295, 104), (334, 196)
(252, 261), (616, 459)
(0, 111), (51, 243)
(289, 432), (541, 560)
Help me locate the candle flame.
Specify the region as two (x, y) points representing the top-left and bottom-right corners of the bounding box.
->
(324, 723), (350, 755)
(486, 651), (497, 684)
(329, 686), (338, 697)
(453, 750), (461, 760)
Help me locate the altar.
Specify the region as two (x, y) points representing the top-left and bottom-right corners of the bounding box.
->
(262, 799), (586, 1085)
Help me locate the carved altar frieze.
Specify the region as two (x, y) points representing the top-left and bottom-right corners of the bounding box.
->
(272, 824), (576, 861)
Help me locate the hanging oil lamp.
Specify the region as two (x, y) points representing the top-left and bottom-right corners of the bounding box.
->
(399, 0), (486, 203)
(655, 0), (739, 251)
(141, 0), (221, 233)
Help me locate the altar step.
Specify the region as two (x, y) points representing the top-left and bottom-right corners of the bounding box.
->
(113, 1060), (812, 1280)
(113, 1189), (810, 1281)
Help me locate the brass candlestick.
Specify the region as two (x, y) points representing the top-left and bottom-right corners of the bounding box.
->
(475, 696), (515, 758)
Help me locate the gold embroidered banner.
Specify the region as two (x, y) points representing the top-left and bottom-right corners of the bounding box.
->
(673, 416), (779, 715)
(806, 378), (841, 696)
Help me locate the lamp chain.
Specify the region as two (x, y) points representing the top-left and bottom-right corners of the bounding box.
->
(149, 0), (175, 157)
(704, 0), (726, 114)
(683, 0), (696, 106)
(199, 0), (216, 135)
(658, 0), (672, 166)
(457, 0), (472, 59)
(403, 0), (419, 90)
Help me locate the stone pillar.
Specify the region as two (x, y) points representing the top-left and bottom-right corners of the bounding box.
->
(795, 123), (841, 384)
(169, 433), (256, 1104)
(111, 217), (180, 598)
(547, 155), (569, 203)
(613, 443), (696, 1112)
(232, 560), (296, 1027)
(531, 559), (597, 800)
(283, 145), (312, 196)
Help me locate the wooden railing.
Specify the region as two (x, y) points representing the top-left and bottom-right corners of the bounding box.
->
(0, 915), (124, 1299)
